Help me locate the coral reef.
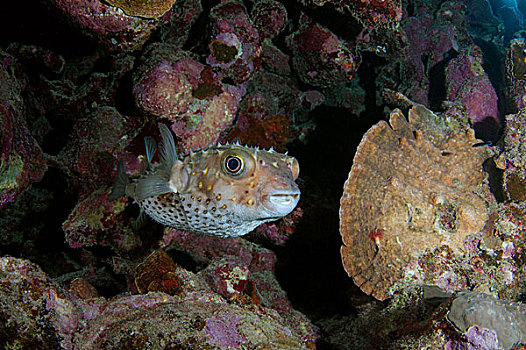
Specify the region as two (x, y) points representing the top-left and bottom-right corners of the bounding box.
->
(0, 256), (310, 349)
(339, 105), (493, 300)
(501, 109), (526, 200)
(161, 230), (319, 346)
(62, 188), (141, 252)
(58, 106), (139, 198)
(2, 0), (526, 348)
(207, 1), (263, 83)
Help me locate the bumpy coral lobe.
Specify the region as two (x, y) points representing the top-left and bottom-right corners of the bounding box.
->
(339, 105), (492, 300)
(226, 114), (291, 152)
(135, 251), (183, 295)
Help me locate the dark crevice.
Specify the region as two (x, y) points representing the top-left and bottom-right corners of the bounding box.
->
(428, 49), (458, 111)
(40, 119), (74, 155)
(1, 0), (97, 58)
(483, 157), (506, 203)
(181, 1), (218, 59)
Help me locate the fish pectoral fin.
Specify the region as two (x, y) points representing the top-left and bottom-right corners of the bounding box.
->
(108, 159), (128, 201)
(133, 209), (149, 230)
(135, 176), (172, 201)
(144, 136), (157, 165)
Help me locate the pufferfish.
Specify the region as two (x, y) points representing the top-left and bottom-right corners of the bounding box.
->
(109, 124), (300, 237)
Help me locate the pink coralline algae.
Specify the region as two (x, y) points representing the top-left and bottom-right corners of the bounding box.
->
(0, 257), (75, 349)
(158, 0), (203, 47)
(62, 188), (141, 253)
(255, 207), (304, 245)
(134, 55), (194, 117)
(133, 45), (246, 151)
(225, 93), (293, 152)
(0, 52), (47, 209)
(300, 0), (401, 27)
(445, 49), (500, 129)
(205, 314), (248, 348)
(202, 255), (250, 299)
(328, 0), (402, 27)
(250, 0), (288, 40)
(29, 52), (135, 123)
(445, 326), (500, 350)
(393, 7), (460, 105)
(287, 14), (360, 87)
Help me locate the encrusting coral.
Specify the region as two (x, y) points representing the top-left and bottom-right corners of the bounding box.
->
(339, 105), (493, 300)
(448, 291), (526, 349)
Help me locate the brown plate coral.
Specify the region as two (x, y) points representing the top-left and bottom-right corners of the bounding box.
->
(105, 0), (177, 18)
(339, 105), (491, 300)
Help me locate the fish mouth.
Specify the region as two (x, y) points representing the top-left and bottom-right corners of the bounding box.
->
(267, 190), (300, 213)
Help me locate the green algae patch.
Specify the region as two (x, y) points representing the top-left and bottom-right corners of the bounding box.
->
(0, 154), (24, 190)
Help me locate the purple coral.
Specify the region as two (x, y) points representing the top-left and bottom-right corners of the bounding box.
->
(205, 315), (248, 347)
(445, 326), (501, 350)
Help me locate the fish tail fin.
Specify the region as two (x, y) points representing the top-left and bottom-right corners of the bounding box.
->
(108, 158), (128, 201)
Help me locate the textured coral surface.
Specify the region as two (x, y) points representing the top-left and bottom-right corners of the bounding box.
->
(340, 105), (492, 300)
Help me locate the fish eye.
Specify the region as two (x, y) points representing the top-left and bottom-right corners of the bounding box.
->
(223, 154), (244, 176)
(287, 157), (300, 180)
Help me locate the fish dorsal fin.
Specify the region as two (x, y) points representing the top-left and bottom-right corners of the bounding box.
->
(134, 175), (172, 201)
(158, 123), (178, 174)
(144, 136), (157, 165)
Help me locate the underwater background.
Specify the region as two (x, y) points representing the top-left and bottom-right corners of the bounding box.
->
(1, 0), (526, 348)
